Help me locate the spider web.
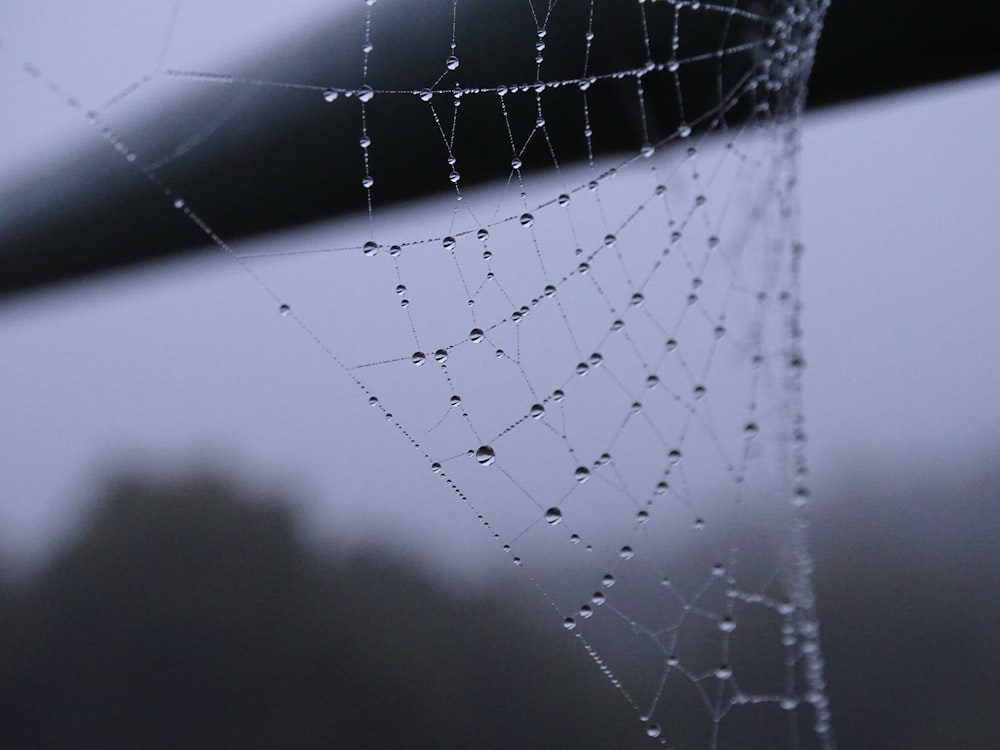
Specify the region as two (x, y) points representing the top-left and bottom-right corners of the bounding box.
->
(3, 1), (835, 746)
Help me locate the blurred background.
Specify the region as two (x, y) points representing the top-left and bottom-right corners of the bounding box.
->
(1, 1), (999, 748)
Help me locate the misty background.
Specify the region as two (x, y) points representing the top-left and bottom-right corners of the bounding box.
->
(2, 2), (999, 748)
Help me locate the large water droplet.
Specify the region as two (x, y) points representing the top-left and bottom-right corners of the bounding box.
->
(445, 55), (460, 70)
(323, 89), (339, 102)
(574, 466), (590, 483)
(411, 351), (426, 365)
(520, 212), (534, 228)
(719, 617), (737, 633)
(278, 304), (290, 316)
(434, 349), (449, 363)
(449, 395), (462, 407)
(361, 175), (374, 188)
(475, 445), (496, 465)
(619, 546), (634, 560)
(442, 236), (456, 250)
(630, 292), (644, 307)
(646, 725), (662, 739)
(362, 240), (378, 256)
(715, 665), (733, 680)
(544, 507), (562, 525)
(470, 328), (484, 342)
(563, 617), (576, 631)
(357, 85), (375, 103)
(601, 573), (615, 588)
(530, 404), (545, 419)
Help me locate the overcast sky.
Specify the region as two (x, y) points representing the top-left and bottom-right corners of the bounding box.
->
(1, 3), (997, 580)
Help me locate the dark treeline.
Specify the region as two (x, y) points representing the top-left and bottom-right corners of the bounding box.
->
(0, 474), (651, 750)
(1, 461), (998, 748)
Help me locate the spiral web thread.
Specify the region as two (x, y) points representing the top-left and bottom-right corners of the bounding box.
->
(6, 0), (835, 746)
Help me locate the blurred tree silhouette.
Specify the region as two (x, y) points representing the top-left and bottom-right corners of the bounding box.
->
(0, 473), (648, 750)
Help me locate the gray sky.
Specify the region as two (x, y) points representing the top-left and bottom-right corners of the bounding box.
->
(1, 2), (998, 582)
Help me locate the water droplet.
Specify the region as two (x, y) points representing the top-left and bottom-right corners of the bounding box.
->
(543, 285), (556, 297)
(666, 337), (678, 352)
(780, 697), (798, 711)
(362, 240), (378, 256)
(394, 284), (406, 296)
(172, 198), (185, 209)
(411, 351), (426, 365)
(719, 617), (736, 633)
(563, 617), (576, 630)
(654, 481), (669, 495)
(558, 193), (571, 206)
(469, 328), (484, 342)
(519, 212), (534, 228)
(357, 85), (374, 102)
(449, 395), (462, 407)
(712, 563), (726, 577)
(544, 507), (562, 525)
(278, 303), (290, 316)
(744, 422), (760, 439)
(646, 374), (660, 388)
(589, 352), (603, 366)
(579, 605), (593, 619)
(552, 389), (565, 402)
(693, 384), (706, 399)
(511, 157), (523, 170)
(619, 546), (634, 560)
(601, 573), (615, 588)
(630, 292), (644, 307)
(637, 510), (649, 524)
(574, 466), (590, 483)
(361, 175), (374, 188)
(445, 55), (460, 70)
(442, 236), (456, 250)
(476, 228), (489, 241)
(655, 184), (667, 195)
(530, 404), (545, 419)
(475, 445), (496, 465)
(359, 136), (372, 149)
(577, 262), (590, 275)
(362, 41), (374, 54)
(714, 325), (727, 339)
(678, 124), (692, 138)
(323, 89), (339, 102)
(535, 117), (546, 128)
(667, 59), (680, 73)
(716, 665), (733, 680)
(603, 234), (616, 246)
(449, 170), (461, 183)
(668, 449), (682, 464)
(389, 244), (402, 256)
(434, 349), (449, 363)
(591, 591), (605, 604)
(576, 362), (589, 375)
(640, 143), (655, 158)
(695, 194), (707, 206)
(646, 725), (662, 739)
(630, 401), (642, 414)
